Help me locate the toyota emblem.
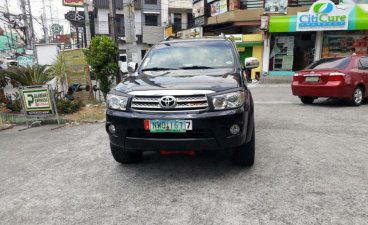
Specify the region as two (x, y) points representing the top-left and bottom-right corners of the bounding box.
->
(159, 96), (177, 109)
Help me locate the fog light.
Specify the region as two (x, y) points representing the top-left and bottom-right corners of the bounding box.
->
(230, 124), (240, 135)
(109, 124), (116, 134)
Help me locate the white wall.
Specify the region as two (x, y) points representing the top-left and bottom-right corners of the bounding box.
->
(169, 0), (192, 9)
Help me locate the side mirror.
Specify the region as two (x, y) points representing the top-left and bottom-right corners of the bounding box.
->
(244, 57), (260, 69)
(127, 62), (138, 73)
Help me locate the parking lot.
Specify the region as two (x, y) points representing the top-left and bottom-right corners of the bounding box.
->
(1, 84), (368, 225)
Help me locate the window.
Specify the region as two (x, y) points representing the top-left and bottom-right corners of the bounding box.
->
(141, 41), (235, 70)
(307, 57), (352, 69)
(141, 50), (147, 59)
(145, 14), (158, 26)
(145, 0), (157, 4)
(116, 14), (125, 36)
(358, 58), (368, 70)
(187, 13), (194, 28)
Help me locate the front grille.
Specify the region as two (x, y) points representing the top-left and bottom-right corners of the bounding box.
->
(131, 95), (209, 112)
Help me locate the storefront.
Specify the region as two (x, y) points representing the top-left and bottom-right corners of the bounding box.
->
(227, 34), (264, 80)
(264, 0), (368, 76)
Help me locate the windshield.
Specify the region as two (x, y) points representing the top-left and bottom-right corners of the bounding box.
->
(141, 41), (235, 71)
(307, 57), (351, 69)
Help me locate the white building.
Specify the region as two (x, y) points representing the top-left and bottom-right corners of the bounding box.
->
(93, 0), (168, 62)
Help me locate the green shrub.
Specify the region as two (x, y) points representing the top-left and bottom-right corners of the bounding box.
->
(6, 100), (22, 113)
(57, 99), (84, 114)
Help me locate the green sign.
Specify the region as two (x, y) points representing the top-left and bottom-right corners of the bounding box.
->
(17, 55), (34, 66)
(51, 24), (63, 34)
(21, 88), (53, 115)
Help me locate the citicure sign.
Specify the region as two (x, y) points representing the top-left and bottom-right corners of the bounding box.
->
(297, 0), (350, 31)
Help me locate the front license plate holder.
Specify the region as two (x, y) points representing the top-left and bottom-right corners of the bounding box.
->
(145, 120), (193, 133)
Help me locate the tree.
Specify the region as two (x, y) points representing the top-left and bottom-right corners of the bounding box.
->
(50, 53), (67, 97)
(2, 65), (52, 86)
(84, 36), (118, 99)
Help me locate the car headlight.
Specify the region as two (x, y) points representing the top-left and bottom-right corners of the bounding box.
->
(212, 91), (245, 110)
(107, 94), (128, 111)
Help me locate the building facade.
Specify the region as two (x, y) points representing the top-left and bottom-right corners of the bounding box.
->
(265, 0), (368, 76)
(92, 0), (168, 61)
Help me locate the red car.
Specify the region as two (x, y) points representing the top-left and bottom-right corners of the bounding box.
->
(292, 56), (368, 106)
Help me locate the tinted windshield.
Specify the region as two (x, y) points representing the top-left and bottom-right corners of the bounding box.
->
(307, 57), (351, 69)
(141, 41), (235, 70)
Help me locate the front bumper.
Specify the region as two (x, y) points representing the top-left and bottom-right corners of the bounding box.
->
(106, 108), (251, 152)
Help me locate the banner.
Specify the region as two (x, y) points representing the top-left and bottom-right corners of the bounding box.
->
(63, 0), (84, 7)
(63, 49), (91, 100)
(21, 88), (53, 115)
(210, 0), (228, 17)
(193, 0), (204, 18)
(265, 0), (288, 14)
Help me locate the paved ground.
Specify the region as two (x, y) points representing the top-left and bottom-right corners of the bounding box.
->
(1, 84), (368, 225)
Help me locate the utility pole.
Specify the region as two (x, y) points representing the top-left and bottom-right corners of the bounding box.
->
(41, 0), (49, 43)
(109, 0), (117, 44)
(84, 0), (91, 47)
(123, 0), (138, 63)
(20, 0), (31, 50)
(109, 0), (120, 83)
(49, 0), (54, 42)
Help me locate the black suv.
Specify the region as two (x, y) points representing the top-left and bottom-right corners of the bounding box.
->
(106, 38), (259, 166)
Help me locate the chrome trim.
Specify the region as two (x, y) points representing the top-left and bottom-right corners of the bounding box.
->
(128, 90), (215, 96)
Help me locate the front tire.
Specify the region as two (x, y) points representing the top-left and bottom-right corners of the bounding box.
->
(350, 86), (364, 106)
(300, 96), (315, 104)
(231, 127), (255, 166)
(110, 144), (143, 164)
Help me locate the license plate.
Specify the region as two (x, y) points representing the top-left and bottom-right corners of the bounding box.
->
(305, 76), (320, 82)
(144, 120), (193, 133)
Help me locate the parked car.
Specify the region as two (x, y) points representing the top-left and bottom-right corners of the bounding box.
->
(105, 38), (259, 166)
(292, 56), (368, 106)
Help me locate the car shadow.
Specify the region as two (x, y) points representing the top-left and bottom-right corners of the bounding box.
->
(304, 98), (368, 107)
(114, 150), (255, 181)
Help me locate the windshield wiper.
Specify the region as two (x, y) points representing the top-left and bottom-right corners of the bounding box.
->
(141, 67), (177, 71)
(179, 66), (215, 70)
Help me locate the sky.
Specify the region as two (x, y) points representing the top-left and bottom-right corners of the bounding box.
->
(0, 0), (89, 38)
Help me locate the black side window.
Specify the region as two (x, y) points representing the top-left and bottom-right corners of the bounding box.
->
(358, 58), (368, 70)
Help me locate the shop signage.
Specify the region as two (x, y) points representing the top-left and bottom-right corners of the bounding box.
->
(265, 0), (288, 14)
(194, 16), (205, 26)
(21, 88), (53, 115)
(51, 24), (63, 34)
(17, 55), (34, 66)
(210, 0), (228, 17)
(296, 0), (350, 31)
(63, 0), (84, 7)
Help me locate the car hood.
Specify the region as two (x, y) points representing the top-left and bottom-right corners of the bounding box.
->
(114, 69), (241, 94)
